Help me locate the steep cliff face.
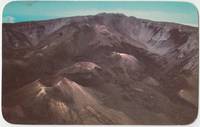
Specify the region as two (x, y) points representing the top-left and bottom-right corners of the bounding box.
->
(2, 13), (198, 124)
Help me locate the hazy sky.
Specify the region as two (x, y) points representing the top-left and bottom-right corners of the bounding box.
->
(3, 1), (198, 26)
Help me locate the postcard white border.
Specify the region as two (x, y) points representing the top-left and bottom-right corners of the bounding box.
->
(0, 0), (199, 127)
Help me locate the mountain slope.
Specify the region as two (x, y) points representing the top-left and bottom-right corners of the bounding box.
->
(3, 78), (133, 124)
(2, 13), (198, 124)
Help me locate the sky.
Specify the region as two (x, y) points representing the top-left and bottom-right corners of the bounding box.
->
(3, 1), (199, 26)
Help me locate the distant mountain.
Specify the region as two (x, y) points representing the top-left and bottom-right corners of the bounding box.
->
(2, 13), (198, 124)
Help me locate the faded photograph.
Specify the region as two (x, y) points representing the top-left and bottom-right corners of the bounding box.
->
(2, 1), (199, 125)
